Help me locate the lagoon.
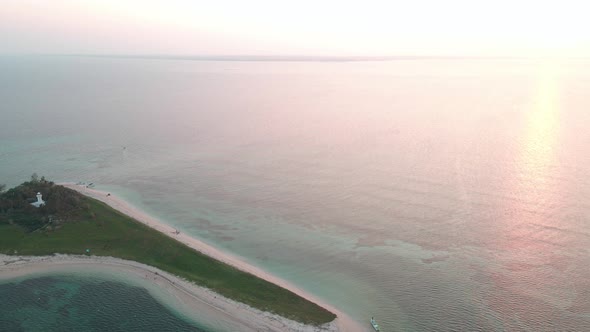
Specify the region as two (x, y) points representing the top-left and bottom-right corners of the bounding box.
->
(0, 272), (203, 332)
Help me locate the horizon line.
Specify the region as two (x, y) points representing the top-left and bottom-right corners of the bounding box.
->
(3, 53), (589, 62)
(0, 53), (569, 62)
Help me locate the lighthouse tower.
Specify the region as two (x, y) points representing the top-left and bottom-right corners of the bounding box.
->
(31, 192), (46, 208)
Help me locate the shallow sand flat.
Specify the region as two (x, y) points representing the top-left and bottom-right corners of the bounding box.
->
(0, 254), (338, 332)
(59, 183), (365, 331)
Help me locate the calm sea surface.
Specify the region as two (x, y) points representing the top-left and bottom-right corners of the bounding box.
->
(1, 56), (590, 331)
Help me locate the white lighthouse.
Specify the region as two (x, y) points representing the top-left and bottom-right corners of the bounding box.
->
(31, 192), (45, 208)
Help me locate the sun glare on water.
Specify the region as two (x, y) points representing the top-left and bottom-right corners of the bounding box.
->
(524, 61), (561, 164)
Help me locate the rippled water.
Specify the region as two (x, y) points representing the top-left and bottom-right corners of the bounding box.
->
(0, 275), (202, 331)
(2, 56), (590, 331)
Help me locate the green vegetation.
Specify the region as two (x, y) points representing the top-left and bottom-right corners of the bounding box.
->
(0, 177), (336, 326)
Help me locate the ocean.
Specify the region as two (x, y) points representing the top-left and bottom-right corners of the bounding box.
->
(0, 273), (204, 331)
(1, 55), (590, 331)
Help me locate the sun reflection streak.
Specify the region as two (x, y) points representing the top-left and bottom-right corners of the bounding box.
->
(482, 60), (568, 329)
(517, 60), (561, 197)
(494, 60), (564, 259)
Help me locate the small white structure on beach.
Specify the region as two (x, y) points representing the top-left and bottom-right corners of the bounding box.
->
(31, 192), (45, 207)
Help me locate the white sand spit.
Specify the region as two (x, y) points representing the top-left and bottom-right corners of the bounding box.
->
(0, 254), (336, 332)
(47, 183), (366, 331)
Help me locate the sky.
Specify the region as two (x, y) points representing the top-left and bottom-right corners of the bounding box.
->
(2, 0), (590, 56)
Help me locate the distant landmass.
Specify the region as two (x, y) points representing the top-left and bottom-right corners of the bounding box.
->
(60, 54), (525, 62)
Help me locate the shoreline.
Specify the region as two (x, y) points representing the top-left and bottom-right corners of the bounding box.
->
(0, 254), (331, 332)
(57, 183), (364, 331)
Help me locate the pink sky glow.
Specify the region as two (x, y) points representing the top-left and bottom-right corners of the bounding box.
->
(2, 0), (590, 56)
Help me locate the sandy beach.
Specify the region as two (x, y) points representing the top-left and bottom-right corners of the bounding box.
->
(27, 183), (367, 331)
(0, 254), (337, 332)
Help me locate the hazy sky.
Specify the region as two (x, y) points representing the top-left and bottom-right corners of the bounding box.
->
(2, 0), (590, 56)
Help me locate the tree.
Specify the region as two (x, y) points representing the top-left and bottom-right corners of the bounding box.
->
(0, 184), (5, 193)
(31, 173), (39, 182)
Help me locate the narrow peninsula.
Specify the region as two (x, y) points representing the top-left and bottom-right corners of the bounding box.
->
(0, 177), (338, 330)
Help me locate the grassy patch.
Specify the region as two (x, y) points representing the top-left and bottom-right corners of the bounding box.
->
(0, 184), (336, 325)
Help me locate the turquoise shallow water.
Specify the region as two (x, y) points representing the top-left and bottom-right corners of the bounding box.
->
(0, 275), (203, 332)
(2, 56), (590, 331)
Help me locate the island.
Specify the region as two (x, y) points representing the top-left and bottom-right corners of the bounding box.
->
(0, 176), (342, 331)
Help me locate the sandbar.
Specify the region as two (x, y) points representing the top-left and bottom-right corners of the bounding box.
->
(33, 183), (366, 331)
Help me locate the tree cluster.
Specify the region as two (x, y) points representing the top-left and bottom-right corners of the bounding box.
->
(0, 175), (88, 232)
